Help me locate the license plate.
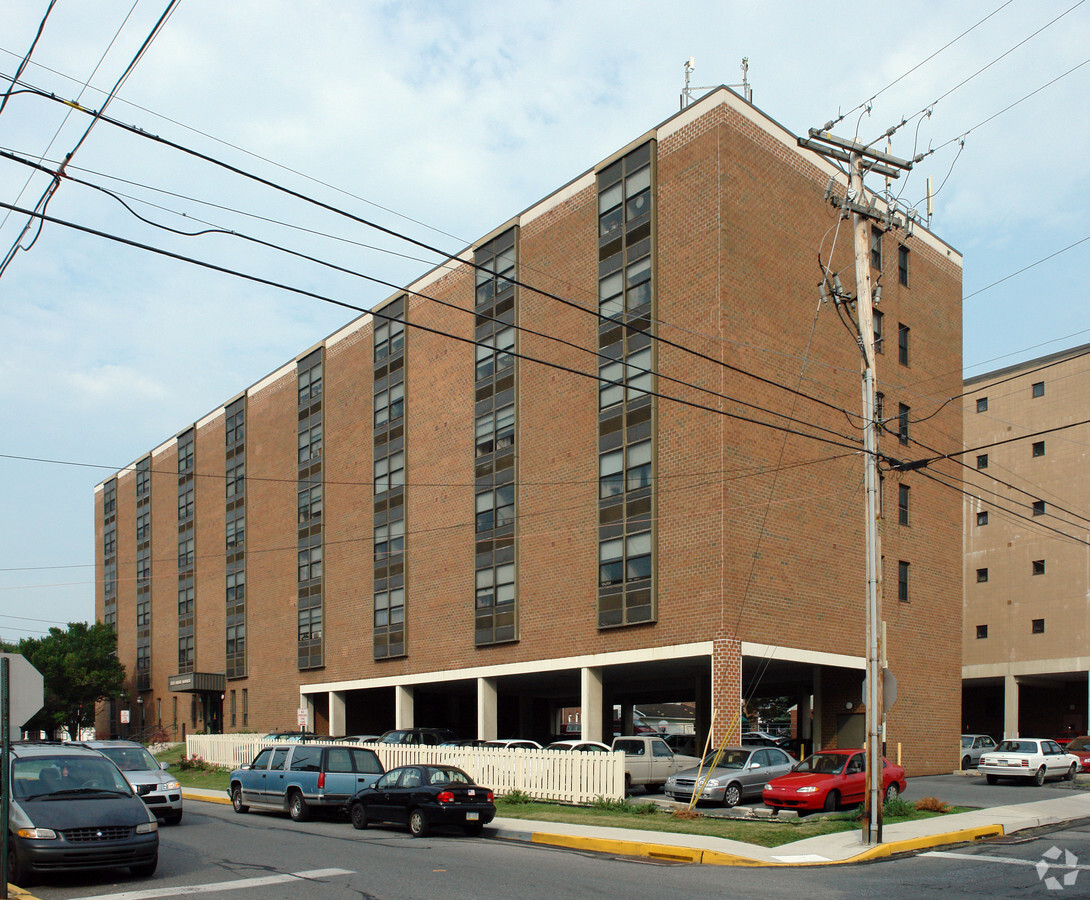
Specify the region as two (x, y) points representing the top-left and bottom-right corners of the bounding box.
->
(466, 812), (479, 821)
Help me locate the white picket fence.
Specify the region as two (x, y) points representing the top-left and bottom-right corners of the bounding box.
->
(185, 734), (624, 803)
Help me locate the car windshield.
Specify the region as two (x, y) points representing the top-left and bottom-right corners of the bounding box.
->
(795, 753), (847, 774)
(995, 740), (1038, 754)
(12, 755), (132, 799)
(701, 749), (749, 769)
(100, 746), (159, 772)
(1067, 737), (1090, 751)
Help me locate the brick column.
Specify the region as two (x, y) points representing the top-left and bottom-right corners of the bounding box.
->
(712, 635), (742, 746)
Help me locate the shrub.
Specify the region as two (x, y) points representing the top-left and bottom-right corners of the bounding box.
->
(914, 796), (950, 813)
(672, 808), (702, 820)
(883, 797), (917, 818)
(500, 789), (534, 805)
(175, 754), (225, 773)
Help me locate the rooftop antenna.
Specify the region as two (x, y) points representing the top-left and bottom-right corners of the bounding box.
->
(680, 57), (752, 110)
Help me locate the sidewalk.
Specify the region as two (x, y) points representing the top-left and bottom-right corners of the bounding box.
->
(182, 786), (1090, 866)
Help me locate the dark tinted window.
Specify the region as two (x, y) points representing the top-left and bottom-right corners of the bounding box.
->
(350, 748), (384, 775)
(289, 746), (322, 771)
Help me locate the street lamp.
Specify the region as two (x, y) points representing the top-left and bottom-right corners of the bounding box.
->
(137, 696), (144, 738)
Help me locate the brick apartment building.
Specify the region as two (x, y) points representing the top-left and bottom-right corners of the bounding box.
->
(95, 87), (964, 773)
(962, 344), (1090, 741)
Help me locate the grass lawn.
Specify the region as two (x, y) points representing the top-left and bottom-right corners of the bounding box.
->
(155, 744), (231, 793)
(491, 798), (966, 848)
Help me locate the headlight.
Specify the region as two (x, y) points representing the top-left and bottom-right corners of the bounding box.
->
(705, 778), (721, 788)
(135, 821), (159, 834)
(16, 827), (56, 840)
(797, 786), (818, 793)
(163, 780), (180, 791)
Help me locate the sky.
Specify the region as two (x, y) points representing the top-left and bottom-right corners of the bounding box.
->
(1, 0), (1088, 641)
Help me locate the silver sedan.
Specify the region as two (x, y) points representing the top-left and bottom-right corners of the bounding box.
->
(665, 745), (797, 807)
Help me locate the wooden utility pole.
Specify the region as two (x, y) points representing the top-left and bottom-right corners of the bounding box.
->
(797, 128), (912, 844)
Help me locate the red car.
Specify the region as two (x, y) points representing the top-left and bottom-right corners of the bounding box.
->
(1064, 736), (1090, 771)
(762, 749), (906, 812)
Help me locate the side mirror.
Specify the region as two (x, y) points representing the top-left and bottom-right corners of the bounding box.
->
(160, 761), (170, 770)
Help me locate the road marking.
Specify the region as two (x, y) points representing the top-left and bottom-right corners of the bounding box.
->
(72, 867), (356, 899)
(924, 851), (1090, 871)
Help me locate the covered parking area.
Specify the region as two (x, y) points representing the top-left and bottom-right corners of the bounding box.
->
(301, 641), (865, 751)
(963, 662), (1090, 740)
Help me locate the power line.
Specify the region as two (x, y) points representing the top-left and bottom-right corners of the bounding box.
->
(7, 82), (866, 426)
(0, 198), (868, 459)
(0, 0), (57, 119)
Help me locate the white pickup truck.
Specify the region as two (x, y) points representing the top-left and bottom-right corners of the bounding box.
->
(612, 735), (701, 792)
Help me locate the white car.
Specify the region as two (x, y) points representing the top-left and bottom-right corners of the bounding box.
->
(482, 739), (542, 750)
(977, 738), (1079, 786)
(543, 740), (614, 753)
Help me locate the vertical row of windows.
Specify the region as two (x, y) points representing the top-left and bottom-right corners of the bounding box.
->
(102, 479), (117, 629)
(177, 429), (196, 676)
(297, 350), (324, 669)
(135, 457), (151, 691)
(474, 228), (518, 646)
(596, 143), (656, 629)
(374, 298), (406, 658)
(225, 398), (246, 680)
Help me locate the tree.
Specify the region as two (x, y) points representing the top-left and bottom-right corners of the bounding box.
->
(12, 622), (125, 740)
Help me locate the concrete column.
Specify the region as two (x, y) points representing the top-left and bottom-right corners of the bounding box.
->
(581, 667), (604, 743)
(621, 703), (635, 736)
(1004, 674), (1020, 739)
(328, 691), (346, 737)
(812, 667), (824, 752)
(395, 685), (414, 730)
(797, 684), (812, 756)
(477, 677), (498, 741)
(518, 692), (534, 740)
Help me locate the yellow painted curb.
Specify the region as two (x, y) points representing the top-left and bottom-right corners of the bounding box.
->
(526, 823), (1007, 867)
(182, 790), (232, 805)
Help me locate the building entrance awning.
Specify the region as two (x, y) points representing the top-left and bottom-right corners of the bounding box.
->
(169, 672), (226, 693)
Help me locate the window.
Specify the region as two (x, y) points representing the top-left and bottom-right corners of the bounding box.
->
(374, 316), (405, 361)
(373, 451), (405, 495)
(870, 226), (882, 270)
(976, 454), (988, 470)
(475, 484), (515, 532)
(475, 563), (516, 645)
(242, 689), (248, 726)
(178, 537), (194, 568)
(1032, 441), (1045, 457)
(1032, 559), (1045, 575)
(898, 323), (910, 366)
(373, 519), (404, 560)
(898, 403), (910, 446)
(898, 245), (909, 287)
(873, 310), (884, 354)
(977, 510), (989, 526)
(227, 571), (245, 603)
(177, 432), (195, 472)
(976, 568), (988, 583)
(897, 560), (909, 602)
(225, 409), (244, 445)
(898, 483), (910, 526)
(298, 483), (322, 522)
(976, 397), (988, 413)
(178, 586), (194, 615)
(599, 531), (652, 586)
(178, 487), (194, 520)
(374, 382), (405, 427)
(226, 515), (245, 549)
(976, 624), (988, 639)
(474, 327), (515, 380)
(1032, 381), (1044, 398)
(475, 404), (514, 457)
(1032, 500), (1046, 516)
(226, 462), (245, 498)
(298, 362), (322, 404)
(298, 423), (322, 463)
(875, 391), (884, 429)
(298, 545), (322, 582)
(1032, 618), (1045, 634)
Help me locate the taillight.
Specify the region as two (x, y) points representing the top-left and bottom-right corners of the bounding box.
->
(437, 790), (454, 803)
(318, 772), (326, 789)
(487, 790), (494, 802)
(1021, 760), (1028, 767)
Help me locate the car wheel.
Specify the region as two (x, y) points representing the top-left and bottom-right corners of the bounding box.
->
(464, 822), (484, 837)
(1033, 766), (1046, 787)
(7, 845), (34, 887)
(823, 790), (839, 812)
(986, 774), (998, 785)
(165, 810), (183, 825)
(231, 785), (249, 813)
(961, 755), (972, 770)
(409, 808), (430, 837)
(884, 783), (899, 803)
(350, 802), (368, 830)
(130, 853), (158, 878)
(723, 783), (742, 808)
(288, 790), (311, 822)
(1067, 764), (1078, 782)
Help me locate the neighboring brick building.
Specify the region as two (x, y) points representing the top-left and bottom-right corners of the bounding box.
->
(95, 88), (964, 774)
(962, 344), (1090, 741)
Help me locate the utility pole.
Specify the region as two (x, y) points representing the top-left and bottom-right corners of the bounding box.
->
(797, 128), (912, 844)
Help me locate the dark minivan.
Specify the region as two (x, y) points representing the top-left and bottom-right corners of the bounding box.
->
(8, 741), (159, 886)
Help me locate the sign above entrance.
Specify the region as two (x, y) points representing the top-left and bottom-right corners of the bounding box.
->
(169, 672), (227, 693)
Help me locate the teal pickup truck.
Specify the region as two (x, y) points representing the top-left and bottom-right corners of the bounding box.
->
(230, 743), (384, 821)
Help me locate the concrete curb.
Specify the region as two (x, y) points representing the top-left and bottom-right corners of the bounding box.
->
(182, 789), (231, 805)
(491, 821), (1007, 867)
